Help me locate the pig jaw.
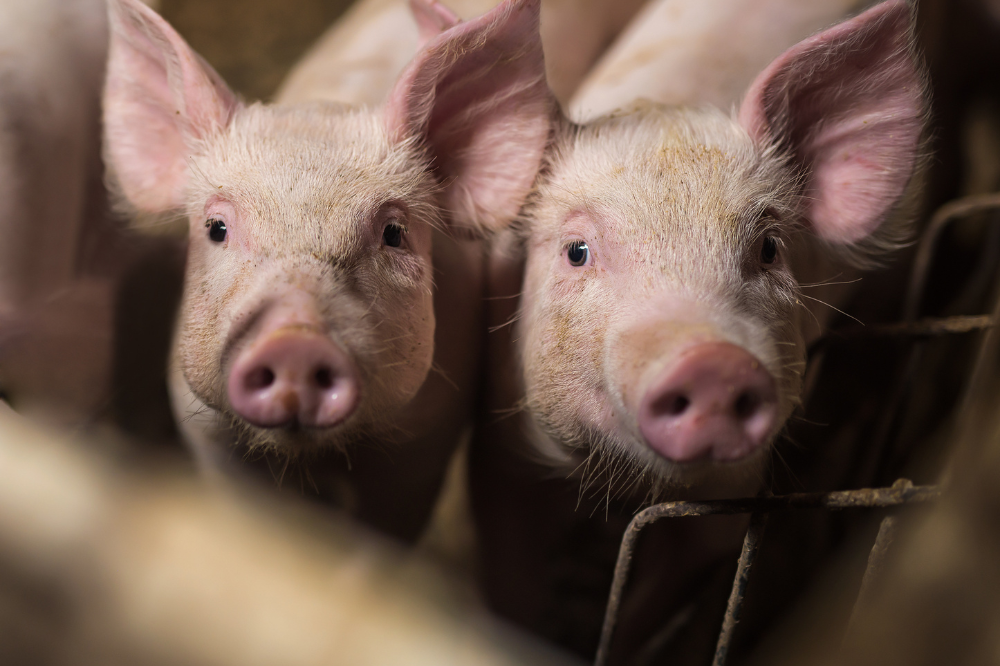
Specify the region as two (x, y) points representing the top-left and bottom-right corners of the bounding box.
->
(171, 103), (439, 457)
(518, 106), (806, 493)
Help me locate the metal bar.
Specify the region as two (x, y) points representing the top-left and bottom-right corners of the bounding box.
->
(903, 193), (1000, 321)
(845, 515), (899, 641)
(807, 315), (994, 358)
(814, 198), (1000, 487)
(712, 512), (769, 666)
(593, 480), (937, 666)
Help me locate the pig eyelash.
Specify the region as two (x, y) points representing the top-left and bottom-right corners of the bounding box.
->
(374, 202), (410, 251)
(563, 240), (592, 267)
(760, 235), (779, 265)
(205, 217), (228, 243)
(381, 220), (407, 249)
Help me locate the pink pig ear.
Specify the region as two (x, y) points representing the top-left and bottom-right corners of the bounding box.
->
(409, 0), (461, 47)
(738, 0), (926, 246)
(387, 0), (554, 234)
(103, 0), (240, 214)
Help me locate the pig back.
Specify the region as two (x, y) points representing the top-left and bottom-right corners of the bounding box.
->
(277, 0), (652, 109)
(570, 0), (875, 120)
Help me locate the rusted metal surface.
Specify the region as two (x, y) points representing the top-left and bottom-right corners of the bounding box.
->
(593, 480), (938, 666)
(845, 515), (899, 641)
(807, 315), (994, 358)
(712, 512), (768, 666)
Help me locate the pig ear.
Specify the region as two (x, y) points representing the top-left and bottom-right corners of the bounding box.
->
(387, 0), (554, 235)
(409, 0), (461, 47)
(738, 0), (926, 246)
(104, 0), (240, 214)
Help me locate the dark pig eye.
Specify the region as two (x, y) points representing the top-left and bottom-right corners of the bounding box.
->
(382, 222), (404, 248)
(206, 218), (227, 243)
(566, 240), (590, 267)
(760, 236), (778, 265)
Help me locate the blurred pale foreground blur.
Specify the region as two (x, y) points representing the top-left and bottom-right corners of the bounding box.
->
(0, 402), (580, 666)
(6, 331), (1000, 665)
(3, 367), (1000, 665)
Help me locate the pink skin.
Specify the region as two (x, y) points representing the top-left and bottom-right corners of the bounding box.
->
(637, 342), (778, 463)
(228, 322), (360, 429)
(0, 0), (173, 425)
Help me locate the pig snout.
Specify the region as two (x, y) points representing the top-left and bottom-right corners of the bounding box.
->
(228, 329), (359, 429)
(638, 342), (778, 463)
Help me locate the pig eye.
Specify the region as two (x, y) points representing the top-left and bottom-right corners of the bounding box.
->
(206, 218), (227, 243)
(760, 236), (778, 265)
(382, 222), (405, 248)
(566, 240), (591, 267)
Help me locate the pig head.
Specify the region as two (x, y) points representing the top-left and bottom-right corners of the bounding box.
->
(513, 0), (927, 494)
(102, 0), (552, 484)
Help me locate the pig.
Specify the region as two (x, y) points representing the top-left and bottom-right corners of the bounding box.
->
(467, 0), (928, 661)
(570, 0), (878, 120)
(101, 0), (553, 541)
(0, 0), (161, 425)
(279, 0), (652, 109)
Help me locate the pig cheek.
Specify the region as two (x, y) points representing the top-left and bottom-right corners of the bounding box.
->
(363, 259), (435, 410)
(175, 246), (246, 407)
(521, 271), (615, 447)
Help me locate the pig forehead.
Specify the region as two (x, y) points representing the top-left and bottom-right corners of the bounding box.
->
(538, 106), (786, 241)
(189, 103), (436, 231)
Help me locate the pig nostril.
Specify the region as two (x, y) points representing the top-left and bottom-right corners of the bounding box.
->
(734, 391), (759, 420)
(245, 367), (275, 391)
(652, 393), (690, 417)
(314, 367), (333, 389)
(668, 395), (690, 416)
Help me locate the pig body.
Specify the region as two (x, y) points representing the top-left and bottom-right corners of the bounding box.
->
(0, 0), (142, 424)
(469, 1), (927, 661)
(104, 0), (552, 541)
(278, 0), (652, 109)
(571, 0), (876, 120)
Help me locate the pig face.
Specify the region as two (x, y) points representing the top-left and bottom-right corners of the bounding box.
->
(104, 0), (551, 456)
(521, 106), (803, 488)
(515, 0), (926, 492)
(176, 106), (439, 454)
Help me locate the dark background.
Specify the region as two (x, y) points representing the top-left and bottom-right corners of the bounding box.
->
(160, 0), (356, 101)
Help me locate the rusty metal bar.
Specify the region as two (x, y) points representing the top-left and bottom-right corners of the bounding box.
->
(712, 512), (769, 666)
(845, 515), (899, 640)
(854, 197), (1000, 488)
(593, 480), (937, 666)
(807, 314), (994, 358)
(904, 193), (1000, 322)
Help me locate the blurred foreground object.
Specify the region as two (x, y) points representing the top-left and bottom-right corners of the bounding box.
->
(0, 403), (579, 666)
(0, 0), (114, 422)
